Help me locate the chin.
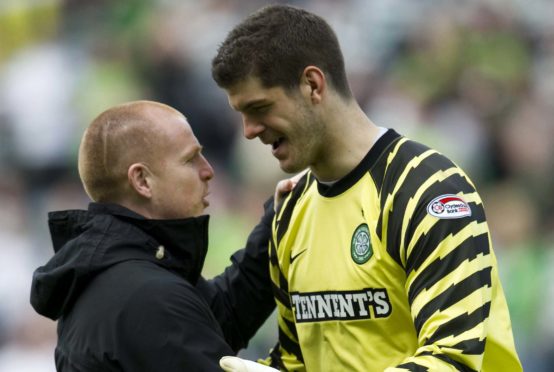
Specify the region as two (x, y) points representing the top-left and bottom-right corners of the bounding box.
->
(279, 160), (306, 174)
(196, 206), (208, 216)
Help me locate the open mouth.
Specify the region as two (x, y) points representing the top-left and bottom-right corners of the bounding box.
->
(272, 137), (285, 150)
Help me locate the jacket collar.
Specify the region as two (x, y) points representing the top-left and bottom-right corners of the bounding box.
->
(49, 202), (210, 285)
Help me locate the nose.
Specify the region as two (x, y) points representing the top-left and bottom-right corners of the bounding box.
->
(242, 115), (265, 140)
(199, 155), (215, 181)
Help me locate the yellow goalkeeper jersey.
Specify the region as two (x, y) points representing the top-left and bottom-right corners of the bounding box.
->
(267, 129), (521, 371)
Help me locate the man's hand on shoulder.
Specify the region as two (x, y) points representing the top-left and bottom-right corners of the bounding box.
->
(274, 170), (308, 212)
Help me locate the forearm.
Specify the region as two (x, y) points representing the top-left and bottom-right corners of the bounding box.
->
(198, 197), (276, 351)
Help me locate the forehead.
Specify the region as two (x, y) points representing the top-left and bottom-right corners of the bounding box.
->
(226, 76), (288, 111)
(151, 108), (198, 149)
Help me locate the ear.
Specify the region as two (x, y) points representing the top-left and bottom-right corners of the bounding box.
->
(128, 163), (153, 199)
(300, 66), (326, 104)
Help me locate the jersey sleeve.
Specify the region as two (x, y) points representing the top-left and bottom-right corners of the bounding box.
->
(385, 155), (493, 371)
(263, 176), (312, 371)
(260, 237), (306, 371)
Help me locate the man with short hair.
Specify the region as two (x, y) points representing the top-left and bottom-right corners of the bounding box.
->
(212, 4), (522, 371)
(30, 101), (276, 371)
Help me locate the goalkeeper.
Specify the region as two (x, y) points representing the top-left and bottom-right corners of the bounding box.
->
(211, 4), (522, 371)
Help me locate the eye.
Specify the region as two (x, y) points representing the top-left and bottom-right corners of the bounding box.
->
(251, 104), (271, 114)
(183, 151), (200, 164)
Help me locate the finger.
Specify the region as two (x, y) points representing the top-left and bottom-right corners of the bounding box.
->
(276, 179), (294, 195)
(290, 168), (308, 185)
(274, 180), (293, 211)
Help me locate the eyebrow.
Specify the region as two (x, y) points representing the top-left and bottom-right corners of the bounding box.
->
(181, 144), (203, 160)
(236, 99), (269, 112)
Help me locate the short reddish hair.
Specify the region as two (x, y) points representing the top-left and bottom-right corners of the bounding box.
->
(78, 101), (179, 202)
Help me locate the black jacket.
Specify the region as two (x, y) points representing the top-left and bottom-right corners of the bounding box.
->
(30, 202), (275, 372)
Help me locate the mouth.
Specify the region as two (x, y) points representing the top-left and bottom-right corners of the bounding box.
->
(272, 137), (285, 151)
(202, 191), (210, 207)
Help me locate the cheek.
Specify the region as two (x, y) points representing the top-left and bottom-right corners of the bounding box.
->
(177, 173), (202, 196)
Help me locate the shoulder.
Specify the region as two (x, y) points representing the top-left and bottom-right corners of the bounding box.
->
(376, 136), (480, 227)
(113, 267), (221, 339)
(385, 137), (456, 176)
(125, 265), (205, 310)
(86, 260), (210, 322)
(378, 137), (472, 194)
(274, 172), (315, 233)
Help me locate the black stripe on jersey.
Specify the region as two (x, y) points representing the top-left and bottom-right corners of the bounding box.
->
(408, 233), (490, 305)
(269, 342), (286, 370)
(317, 129), (402, 197)
(272, 280), (291, 308)
(283, 315), (299, 341)
(269, 238), (290, 295)
(269, 239), (279, 266)
(382, 153), (459, 267)
(396, 362), (429, 371)
(426, 301), (491, 345)
(278, 325), (304, 363)
(378, 139), (437, 221)
(452, 337), (487, 355)
(414, 267), (492, 334)
(405, 200), (486, 276)
(276, 174), (312, 246)
(269, 237), (291, 303)
(369, 131), (403, 195)
(418, 351), (476, 372)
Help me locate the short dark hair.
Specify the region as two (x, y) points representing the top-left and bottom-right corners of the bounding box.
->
(212, 4), (352, 99)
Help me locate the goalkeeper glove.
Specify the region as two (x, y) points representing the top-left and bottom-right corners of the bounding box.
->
(219, 356), (279, 372)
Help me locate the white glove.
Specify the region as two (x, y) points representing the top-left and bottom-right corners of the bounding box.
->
(219, 356), (279, 372)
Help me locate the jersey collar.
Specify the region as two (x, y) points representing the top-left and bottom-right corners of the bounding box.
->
(317, 129), (401, 197)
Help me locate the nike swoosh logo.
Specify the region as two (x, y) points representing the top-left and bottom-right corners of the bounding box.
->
(290, 249), (307, 263)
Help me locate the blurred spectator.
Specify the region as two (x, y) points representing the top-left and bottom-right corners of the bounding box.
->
(134, 7), (239, 174)
(484, 182), (552, 372)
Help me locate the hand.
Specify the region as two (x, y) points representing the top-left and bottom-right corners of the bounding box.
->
(220, 356), (279, 372)
(274, 170), (308, 212)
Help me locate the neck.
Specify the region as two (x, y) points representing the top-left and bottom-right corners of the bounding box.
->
(311, 100), (380, 182)
(117, 199), (153, 219)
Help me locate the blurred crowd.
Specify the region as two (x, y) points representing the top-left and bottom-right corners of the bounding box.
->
(0, 0), (553, 371)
